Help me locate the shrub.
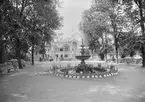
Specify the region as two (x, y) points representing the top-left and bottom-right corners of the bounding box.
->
(98, 53), (105, 60)
(130, 51), (136, 57)
(110, 65), (115, 69)
(98, 63), (101, 67)
(121, 53), (126, 58)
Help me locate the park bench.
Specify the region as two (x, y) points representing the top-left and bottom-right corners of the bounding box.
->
(135, 59), (142, 64)
(9, 59), (19, 70)
(9, 59), (28, 68)
(120, 57), (135, 64)
(0, 63), (14, 75)
(0, 59), (30, 75)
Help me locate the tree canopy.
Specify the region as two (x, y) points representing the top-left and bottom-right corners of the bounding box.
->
(0, 0), (62, 67)
(80, 0), (145, 65)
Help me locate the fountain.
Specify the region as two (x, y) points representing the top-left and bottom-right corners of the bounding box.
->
(49, 39), (118, 79)
(75, 39), (92, 73)
(75, 39), (90, 64)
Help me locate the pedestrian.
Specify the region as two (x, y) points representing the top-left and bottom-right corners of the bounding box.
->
(39, 57), (42, 62)
(112, 56), (115, 62)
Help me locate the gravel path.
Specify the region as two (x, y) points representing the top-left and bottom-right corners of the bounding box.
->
(0, 61), (145, 102)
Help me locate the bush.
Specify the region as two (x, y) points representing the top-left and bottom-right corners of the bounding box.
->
(110, 65), (115, 69)
(93, 67), (106, 72)
(98, 63), (101, 67)
(130, 51), (136, 57)
(121, 53), (126, 58)
(98, 53), (105, 60)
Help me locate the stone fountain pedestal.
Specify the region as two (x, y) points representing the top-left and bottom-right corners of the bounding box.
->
(75, 40), (92, 73)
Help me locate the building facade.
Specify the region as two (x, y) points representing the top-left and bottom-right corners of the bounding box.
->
(47, 38), (81, 61)
(32, 33), (91, 61)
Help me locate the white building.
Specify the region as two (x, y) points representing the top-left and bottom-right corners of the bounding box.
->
(47, 36), (81, 61)
(32, 33), (92, 61)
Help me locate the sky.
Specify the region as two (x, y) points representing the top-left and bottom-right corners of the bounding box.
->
(57, 0), (91, 38)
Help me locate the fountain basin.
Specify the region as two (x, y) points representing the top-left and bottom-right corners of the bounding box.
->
(75, 55), (91, 60)
(48, 61), (118, 79)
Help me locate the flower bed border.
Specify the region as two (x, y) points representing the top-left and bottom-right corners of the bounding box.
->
(48, 68), (118, 79)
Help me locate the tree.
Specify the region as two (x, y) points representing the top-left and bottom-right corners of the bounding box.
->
(80, 6), (109, 53)
(0, 0), (16, 63)
(80, 0), (126, 63)
(96, 0), (125, 63)
(0, 0), (62, 68)
(28, 0), (62, 63)
(88, 37), (101, 55)
(110, 0), (145, 67)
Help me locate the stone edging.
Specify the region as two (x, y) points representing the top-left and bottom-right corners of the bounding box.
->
(48, 70), (119, 79)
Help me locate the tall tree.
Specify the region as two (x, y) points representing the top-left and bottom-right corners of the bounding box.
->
(24, 0), (62, 65)
(111, 0), (145, 67)
(108, 0), (145, 67)
(94, 0), (126, 63)
(0, 0), (18, 63)
(0, 0), (62, 68)
(80, 0), (125, 63)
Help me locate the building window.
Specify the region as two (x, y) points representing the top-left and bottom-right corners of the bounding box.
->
(55, 48), (58, 51)
(65, 47), (68, 51)
(65, 46), (70, 51)
(35, 51), (38, 55)
(60, 48), (63, 51)
(64, 54), (68, 58)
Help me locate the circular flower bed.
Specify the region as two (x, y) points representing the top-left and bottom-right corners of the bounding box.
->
(48, 64), (118, 79)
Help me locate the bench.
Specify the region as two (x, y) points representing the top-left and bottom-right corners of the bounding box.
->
(120, 58), (131, 64)
(0, 59), (31, 75)
(10, 59), (31, 68)
(0, 63), (14, 75)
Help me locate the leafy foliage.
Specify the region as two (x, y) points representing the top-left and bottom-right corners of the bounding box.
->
(0, 0), (62, 66)
(80, 0), (126, 62)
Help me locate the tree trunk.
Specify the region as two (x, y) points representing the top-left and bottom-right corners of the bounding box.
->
(141, 46), (145, 67)
(0, 40), (6, 63)
(105, 32), (108, 62)
(0, 45), (4, 63)
(91, 49), (94, 59)
(25, 52), (27, 61)
(16, 38), (22, 69)
(42, 40), (45, 61)
(111, 18), (119, 64)
(138, 2), (145, 67)
(115, 42), (119, 64)
(0, 46), (3, 63)
(91, 49), (93, 55)
(105, 53), (107, 62)
(42, 54), (45, 60)
(31, 44), (34, 65)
